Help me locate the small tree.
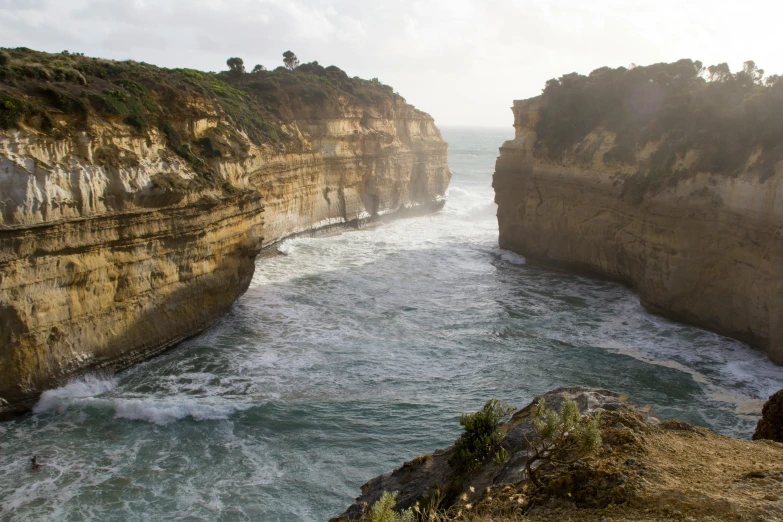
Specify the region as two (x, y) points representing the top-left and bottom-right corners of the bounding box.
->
(694, 60), (705, 78)
(742, 60), (765, 85)
(252, 64), (266, 73)
(360, 491), (415, 522)
(707, 62), (732, 82)
(226, 57), (245, 76)
(283, 50), (299, 71)
(448, 399), (515, 474)
(524, 393), (602, 488)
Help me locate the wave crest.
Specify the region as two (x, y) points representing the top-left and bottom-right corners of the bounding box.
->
(499, 249), (527, 265)
(33, 376), (116, 414)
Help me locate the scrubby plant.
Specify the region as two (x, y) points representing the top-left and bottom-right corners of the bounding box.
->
(524, 393), (602, 487)
(283, 50), (299, 70)
(361, 491), (415, 522)
(0, 95), (25, 130)
(448, 399), (515, 475)
(0, 50), (10, 67)
(13, 63), (53, 81)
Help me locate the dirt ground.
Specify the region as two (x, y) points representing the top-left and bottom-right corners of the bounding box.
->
(441, 411), (783, 522)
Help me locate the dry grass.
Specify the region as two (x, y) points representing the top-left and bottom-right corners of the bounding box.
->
(423, 411), (783, 522)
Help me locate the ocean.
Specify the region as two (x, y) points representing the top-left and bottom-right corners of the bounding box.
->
(1, 126), (782, 521)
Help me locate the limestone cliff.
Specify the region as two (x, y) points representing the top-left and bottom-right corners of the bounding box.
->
(494, 61), (783, 364)
(0, 49), (450, 416)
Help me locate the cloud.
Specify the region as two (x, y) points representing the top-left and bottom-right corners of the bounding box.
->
(1, 0), (782, 126)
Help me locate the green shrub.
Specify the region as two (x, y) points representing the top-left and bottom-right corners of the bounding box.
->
(360, 491), (414, 522)
(448, 399), (515, 475)
(0, 95), (25, 129)
(11, 63), (53, 81)
(40, 88), (88, 116)
(195, 136), (222, 158)
(524, 393), (602, 487)
(0, 50), (10, 68)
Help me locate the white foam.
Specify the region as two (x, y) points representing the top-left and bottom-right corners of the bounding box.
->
(33, 376), (116, 414)
(447, 187), (471, 197)
(31, 375), (245, 425)
(499, 249), (526, 265)
(277, 239), (296, 256)
(113, 399), (244, 425)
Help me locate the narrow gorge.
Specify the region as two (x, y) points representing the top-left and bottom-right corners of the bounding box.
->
(494, 60), (783, 365)
(0, 48), (450, 417)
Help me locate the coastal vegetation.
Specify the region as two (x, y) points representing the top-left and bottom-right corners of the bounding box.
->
(533, 59), (783, 199)
(0, 47), (401, 173)
(524, 395), (602, 487)
(360, 492), (415, 522)
(357, 393), (783, 522)
(362, 394), (603, 521)
(448, 399), (515, 475)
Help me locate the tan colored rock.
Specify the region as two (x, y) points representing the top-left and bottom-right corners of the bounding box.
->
(0, 99), (450, 417)
(494, 98), (783, 364)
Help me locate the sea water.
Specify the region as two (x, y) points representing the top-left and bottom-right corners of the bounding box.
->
(1, 127), (782, 521)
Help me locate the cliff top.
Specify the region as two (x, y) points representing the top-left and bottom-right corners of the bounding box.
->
(338, 387), (783, 522)
(0, 47), (429, 175)
(522, 59), (783, 194)
(435, 413), (783, 521)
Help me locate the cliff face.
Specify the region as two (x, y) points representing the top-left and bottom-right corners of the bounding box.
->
(494, 97), (783, 364)
(0, 50), (450, 416)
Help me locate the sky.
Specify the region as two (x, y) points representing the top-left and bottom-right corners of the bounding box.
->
(1, 0), (782, 127)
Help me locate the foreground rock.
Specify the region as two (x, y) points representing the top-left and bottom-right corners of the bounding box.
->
(0, 48), (450, 417)
(334, 387), (640, 520)
(754, 389), (783, 443)
(335, 387), (783, 522)
(493, 61), (783, 364)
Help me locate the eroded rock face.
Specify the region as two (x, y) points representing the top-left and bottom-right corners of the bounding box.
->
(333, 387), (644, 521)
(493, 98), (783, 364)
(0, 102), (450, 417)
(753, 389), (783, 442)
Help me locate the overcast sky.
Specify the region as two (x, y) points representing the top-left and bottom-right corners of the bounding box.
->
(1, 0), (781, 127)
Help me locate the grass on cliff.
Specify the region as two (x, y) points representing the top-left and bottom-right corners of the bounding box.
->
(376, 409), (783, 522)
(532, 59), (783, 199)
(0, 47), (405, 174)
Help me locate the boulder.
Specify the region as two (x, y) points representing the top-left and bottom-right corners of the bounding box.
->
(332, 386), (656, 521)
(753, 389), (783, 443)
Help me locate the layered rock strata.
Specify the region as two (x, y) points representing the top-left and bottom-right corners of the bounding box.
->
(0, 78), (449, 418)
(494, 98), (783, 364)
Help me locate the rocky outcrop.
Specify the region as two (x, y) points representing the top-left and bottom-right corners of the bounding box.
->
(494, 97), (783, 364)
(336, 387), (783, 522)
(0, 52), (450, 417)
(754, 389), (783, 442)
(333, 387), (640, 520)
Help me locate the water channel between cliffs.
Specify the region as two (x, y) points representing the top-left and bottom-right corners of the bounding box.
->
(1, 127), (782, 521)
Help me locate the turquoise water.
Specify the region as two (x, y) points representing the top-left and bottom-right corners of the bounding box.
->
(1, 127), (782, 521)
